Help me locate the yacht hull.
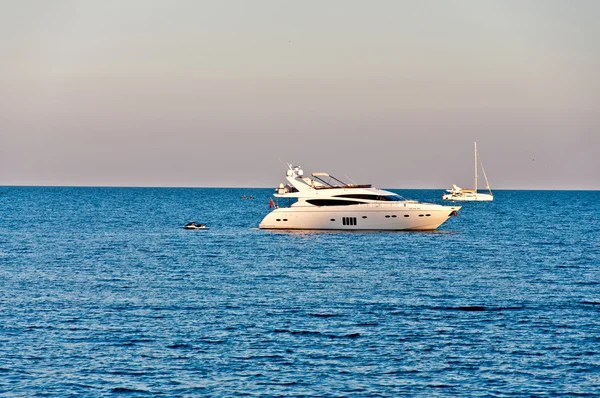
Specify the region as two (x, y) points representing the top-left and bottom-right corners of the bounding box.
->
(259, 204), (460, 231)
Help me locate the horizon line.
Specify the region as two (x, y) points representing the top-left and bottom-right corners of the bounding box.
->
(0, 184), (598, 192)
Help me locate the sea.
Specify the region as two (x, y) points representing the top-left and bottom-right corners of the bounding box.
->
(1, 187), (599, 397)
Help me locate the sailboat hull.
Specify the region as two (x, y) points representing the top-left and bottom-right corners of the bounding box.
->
(442, 192), (493, 202)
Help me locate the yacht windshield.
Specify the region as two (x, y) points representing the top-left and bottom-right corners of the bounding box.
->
(333, 194), (403, 202)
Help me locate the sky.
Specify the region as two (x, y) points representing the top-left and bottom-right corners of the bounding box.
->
(1, 0), (599, 189)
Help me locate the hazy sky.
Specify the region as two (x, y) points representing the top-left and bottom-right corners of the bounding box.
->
(1, 0), (599, 189)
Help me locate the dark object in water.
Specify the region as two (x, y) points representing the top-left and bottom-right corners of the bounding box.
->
(457, 306), (486, 311)
(184, 222), (209, 230)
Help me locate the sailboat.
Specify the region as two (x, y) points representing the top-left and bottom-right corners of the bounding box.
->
(442, 142), (494, 202)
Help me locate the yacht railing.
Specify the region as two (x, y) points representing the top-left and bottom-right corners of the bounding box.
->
(313, 184), (372, 189)
(311, 173), (372, 189)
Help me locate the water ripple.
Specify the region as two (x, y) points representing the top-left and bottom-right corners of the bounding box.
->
(1, 187), (599, 396)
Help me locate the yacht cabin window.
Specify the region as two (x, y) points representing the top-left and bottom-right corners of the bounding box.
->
(333, 194), (402, 202)
(305, 199), (365, 206)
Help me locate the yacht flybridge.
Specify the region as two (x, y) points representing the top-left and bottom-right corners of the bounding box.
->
(259, 165), (461, 231)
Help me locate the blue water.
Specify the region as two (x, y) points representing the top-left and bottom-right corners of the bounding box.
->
(1, 187), (599, 396)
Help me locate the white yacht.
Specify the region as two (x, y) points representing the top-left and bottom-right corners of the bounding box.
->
(442, 142), (494, 202)
(259, 165), (461, 231)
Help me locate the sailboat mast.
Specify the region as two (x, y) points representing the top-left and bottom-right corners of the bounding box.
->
(474, 141), (478, 192)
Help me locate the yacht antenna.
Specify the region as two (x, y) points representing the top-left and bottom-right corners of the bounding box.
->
(277, 157), (291, 170)
(344, 174), (357, 185)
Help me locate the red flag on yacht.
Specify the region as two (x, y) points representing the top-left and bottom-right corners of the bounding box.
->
(269, 197), (274, 208)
